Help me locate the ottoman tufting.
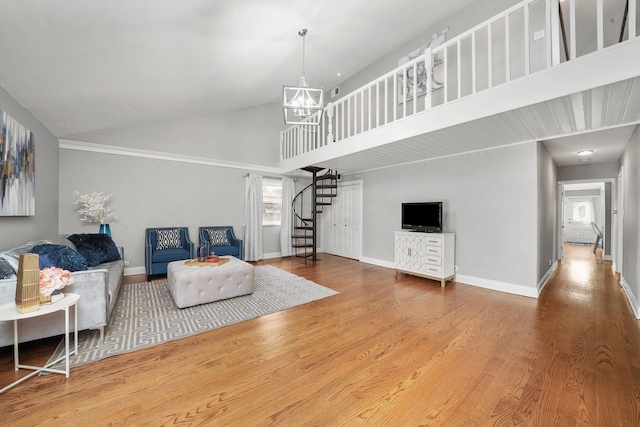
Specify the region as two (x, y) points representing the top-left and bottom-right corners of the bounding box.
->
(166, 256), (255, 308)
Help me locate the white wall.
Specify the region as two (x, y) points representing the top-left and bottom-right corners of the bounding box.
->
(74, 103), (283, 168)
(620, 126), (640, 316)
(557, 161), (619, 181)
(58, 102), (302, 273)
(344, 141), (539, 296)
(0, 86), (59, 250)
(537, 141), (558, 289)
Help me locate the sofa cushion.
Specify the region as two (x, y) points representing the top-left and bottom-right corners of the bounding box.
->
(68, 233), (122, 267)
(31, 244), (88, 272)
(0, 257), (16, 279)
(155, 228), (183, 250)
(207, 228), (231, 246)
(152, 248), (191, 263)
(0, 236), (77, 272)
(208, 245), (239, 257)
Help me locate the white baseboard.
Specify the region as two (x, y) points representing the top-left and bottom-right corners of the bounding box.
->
(455, 274), (538, 298)
(537, 261), (558, 295)
(620, 275), (640, 319)
(124, 266), (146, 276)
(359, 256), (395, 269)
(263, 252), (283, 260)
(358, 256), (537, 298)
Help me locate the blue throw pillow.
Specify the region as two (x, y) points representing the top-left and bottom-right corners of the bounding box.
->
(0, 257), (16, 279)
(31, 244), (88, 272)
(68, 233), (121, 267)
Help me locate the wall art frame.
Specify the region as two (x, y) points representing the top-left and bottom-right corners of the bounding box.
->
(0, 109), (35, 216)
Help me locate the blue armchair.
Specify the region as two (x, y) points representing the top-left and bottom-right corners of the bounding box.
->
(145, 227), (195, 277)
(199, 226), (243, 260)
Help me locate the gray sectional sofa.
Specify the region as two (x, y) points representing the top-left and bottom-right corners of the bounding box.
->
(0, 235), (124, 347)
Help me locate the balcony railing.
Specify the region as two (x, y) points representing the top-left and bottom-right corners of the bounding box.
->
(281, 0), (638, 162)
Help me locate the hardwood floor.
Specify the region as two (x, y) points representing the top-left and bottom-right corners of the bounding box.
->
(1, 246), (639, 426)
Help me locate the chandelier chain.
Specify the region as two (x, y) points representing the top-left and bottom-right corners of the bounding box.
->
(299, 29), (307, 78)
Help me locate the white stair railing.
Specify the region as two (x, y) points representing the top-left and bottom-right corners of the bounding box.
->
(280, 0), (638, 162)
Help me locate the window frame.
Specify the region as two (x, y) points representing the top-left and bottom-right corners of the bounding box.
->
(262, 178), (283, 227)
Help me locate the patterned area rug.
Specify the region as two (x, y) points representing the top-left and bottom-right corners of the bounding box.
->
(48, 265), (337, 369)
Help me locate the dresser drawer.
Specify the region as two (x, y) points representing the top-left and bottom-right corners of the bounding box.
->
(424, 236), (443, 247)
(424, 265), (443, 276)
(425, 246), (442, 256)
(425, 256), (442, 266)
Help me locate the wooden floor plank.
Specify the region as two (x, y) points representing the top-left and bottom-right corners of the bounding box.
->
(1, 244), (639, 426)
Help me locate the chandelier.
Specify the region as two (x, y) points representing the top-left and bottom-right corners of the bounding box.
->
(283, 29), (324, 125)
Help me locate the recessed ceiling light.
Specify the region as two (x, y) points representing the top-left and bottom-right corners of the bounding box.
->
(580, 158), (591, 162)
(336, 72), (341, 76)
(578, 150), (593, 156)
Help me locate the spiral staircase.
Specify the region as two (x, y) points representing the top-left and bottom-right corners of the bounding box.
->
(291, 166), (339, 262)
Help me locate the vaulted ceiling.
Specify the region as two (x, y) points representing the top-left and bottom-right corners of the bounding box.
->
(0, 0), (637, 170)
(0, 0), (478, 139)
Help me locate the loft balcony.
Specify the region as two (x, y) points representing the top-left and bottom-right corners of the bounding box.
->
(279, 0), (640, 174)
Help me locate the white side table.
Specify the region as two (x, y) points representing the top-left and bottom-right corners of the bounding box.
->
(0, 292), (80, 394)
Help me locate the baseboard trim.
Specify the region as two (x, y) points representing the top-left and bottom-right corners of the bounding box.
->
(263, 252), (283, 260)
(125, 266), (146, 276)
(620, 275), (640, 319)
(359, 256), (395, 269)
(455, 274), (538, 298)
(537, 261), (558, 295)
(359, 256), (537, 298)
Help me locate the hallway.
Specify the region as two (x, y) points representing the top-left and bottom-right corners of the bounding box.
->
(534, 242), (640, 424)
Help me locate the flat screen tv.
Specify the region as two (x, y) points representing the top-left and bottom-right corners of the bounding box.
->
(402, 202), (443, 233)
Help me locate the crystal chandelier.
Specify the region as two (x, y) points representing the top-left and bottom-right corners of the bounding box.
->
(283, 29), (324, 125)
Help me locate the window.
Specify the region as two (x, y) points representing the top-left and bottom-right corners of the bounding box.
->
(572, 201), (591, 224)
(262, 179), (282, 226)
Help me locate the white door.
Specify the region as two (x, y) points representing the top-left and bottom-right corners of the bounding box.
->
(323, 181), (362, 260)
(564, 197), (597, 244)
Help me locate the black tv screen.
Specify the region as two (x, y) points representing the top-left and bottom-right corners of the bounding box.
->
(402, 202), (443, 233)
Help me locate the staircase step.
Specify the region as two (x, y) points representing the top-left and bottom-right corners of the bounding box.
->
(295, 226), (314, 230)
(292, 235), (313, 239)
(292, 243), (314, 248)
(316, 174), (338, 181)
(316, 194), (337, 198)
(316, 202), (332, 206)
(302, 166), (325, 173)
(301, 218), (313, 222)
(316, 184), (338, 189)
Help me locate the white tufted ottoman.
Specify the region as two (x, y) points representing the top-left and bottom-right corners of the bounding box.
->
(166, 256), (255, 308)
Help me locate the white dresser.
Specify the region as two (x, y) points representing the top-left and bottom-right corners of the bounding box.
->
(394, 231), (455, 287)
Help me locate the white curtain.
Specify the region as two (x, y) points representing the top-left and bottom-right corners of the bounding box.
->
(280, 178), (296, 257)
(243, 174), (263, 261)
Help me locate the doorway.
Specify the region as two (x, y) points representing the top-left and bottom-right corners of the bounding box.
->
(564, 197), (598, 244)
(321, 180), (363, 260)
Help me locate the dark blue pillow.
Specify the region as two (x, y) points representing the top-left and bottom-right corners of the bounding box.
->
(0, 257), (16, 279)
(68, 233), (121, 267)
(31, 244), (88, 272)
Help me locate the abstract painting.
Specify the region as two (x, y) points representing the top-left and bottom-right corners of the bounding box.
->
(397, 31), (447, 103)
(0, 109), (35, 216)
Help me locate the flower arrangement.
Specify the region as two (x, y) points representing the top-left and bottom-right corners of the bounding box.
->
(39, 267), (74, 297)
(74, 191), (118, 224)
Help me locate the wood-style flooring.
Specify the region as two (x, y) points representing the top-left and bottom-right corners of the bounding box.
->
(1, 244), (639, 426)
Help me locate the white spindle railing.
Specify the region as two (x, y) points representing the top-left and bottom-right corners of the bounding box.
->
(281, 0), (639, 162)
